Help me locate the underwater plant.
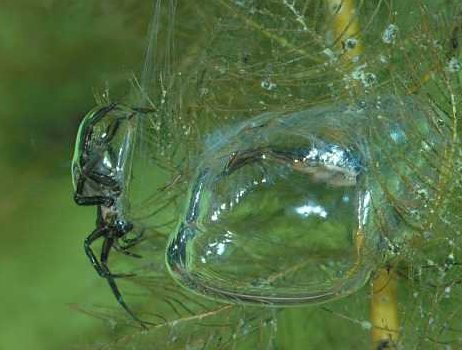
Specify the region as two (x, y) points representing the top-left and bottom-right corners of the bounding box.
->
(72, 0), (462, 348)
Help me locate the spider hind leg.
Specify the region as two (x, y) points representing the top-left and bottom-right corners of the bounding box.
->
(99, 235), (153, 328)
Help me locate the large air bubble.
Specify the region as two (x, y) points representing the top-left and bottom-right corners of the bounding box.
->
(166, 96), (445, 305)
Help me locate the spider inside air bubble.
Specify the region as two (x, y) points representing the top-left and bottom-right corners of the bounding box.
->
(72, 102), (159, 328)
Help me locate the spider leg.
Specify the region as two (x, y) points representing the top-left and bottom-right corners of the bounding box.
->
(100, 237), (153, 328)
(84, 227), (134, 278)
(74, 175), (113, 207)
(113, 227), (146, 258)
(75, 193), (113, 207)
(120, 228), (145, 249)
(103, 118), (122, 142)
(87, 171), (121, 190)
(80, 148), (120, 190)
(113, 241), (142, 259)
(79, 153), (121, 191)
(84, 227), (107, 277)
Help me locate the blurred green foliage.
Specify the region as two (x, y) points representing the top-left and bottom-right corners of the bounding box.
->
(0, 0), (150, 166)
(2, 1), (462, 349)
(0, 1), (151, 349)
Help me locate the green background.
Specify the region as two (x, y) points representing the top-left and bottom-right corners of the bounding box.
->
(0, 2), (151, 349)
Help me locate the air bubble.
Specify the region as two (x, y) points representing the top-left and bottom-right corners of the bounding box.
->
(261, 79), (277, 91)
(348, 65), (377, 88)
(447, 57), (461, 73)
(344, 38), (358, 51)
(361, 320), (372, 330)
(382, 24), (399, 44)
(71, 104), (138, 200)
(166, 96), (447, 305)
(379, 54), (389, 64)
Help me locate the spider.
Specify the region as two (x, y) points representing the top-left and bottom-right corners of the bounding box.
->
(72, 103), (152, 328)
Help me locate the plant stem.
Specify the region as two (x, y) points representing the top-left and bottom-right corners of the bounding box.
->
(327, 0), (363, 60)
(327, 1), (401, 348)
(370, 268), (400, 348)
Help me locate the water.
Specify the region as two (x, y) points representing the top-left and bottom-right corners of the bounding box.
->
(72, 0), (462, 348)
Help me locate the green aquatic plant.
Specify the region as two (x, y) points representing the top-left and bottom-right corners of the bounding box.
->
(73, 0), (462, 348)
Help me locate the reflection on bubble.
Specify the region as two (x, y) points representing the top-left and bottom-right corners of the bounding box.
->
(166, 95), (446, 305)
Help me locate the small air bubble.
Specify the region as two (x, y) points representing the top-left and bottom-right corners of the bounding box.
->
(351, 55), (360, 63)
(360, 320), (372, 330)
(182, 125), (191, 136)
(379, 54), (389, 64)
(433, 40), (443, 50)
(344, 38), (358, 51)
(423, 231), (433, 240)
(382, 24), (399, 44)
(349, 65), (377, 88)
(447, 57), (461, 73)
(261, 79), (277, 91)
(362, 72), (377, 87)
(416, 187), (429, 200)
(199, 87), (209, 97)
(323, 48), (337, 62)
(409, 209), (421, 220)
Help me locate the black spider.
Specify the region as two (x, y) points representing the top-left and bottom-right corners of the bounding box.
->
(72, 103), (151, 328)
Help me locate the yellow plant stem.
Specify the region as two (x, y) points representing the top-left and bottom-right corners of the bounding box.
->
(370, 268), (400, 348)
(327, 1), (400, 348)
(327, 0), (363, 60)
